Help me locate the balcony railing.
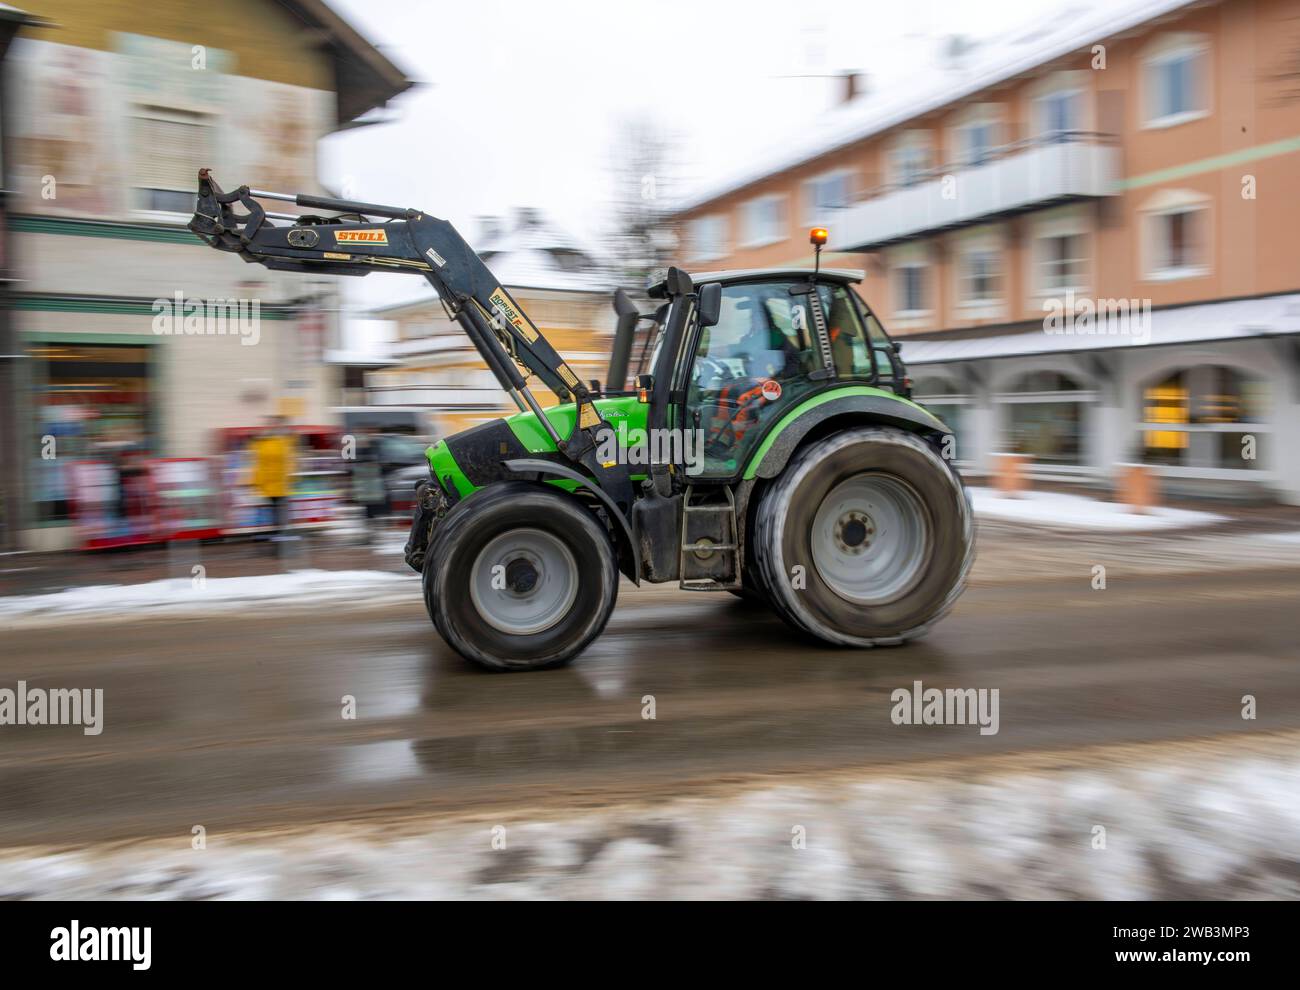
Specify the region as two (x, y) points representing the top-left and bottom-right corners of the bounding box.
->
(831, 131), (1120, 252)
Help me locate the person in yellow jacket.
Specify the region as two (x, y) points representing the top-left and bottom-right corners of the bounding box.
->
(249, 416), (297, 539)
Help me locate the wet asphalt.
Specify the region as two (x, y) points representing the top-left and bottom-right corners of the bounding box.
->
(2, 516), (1299, 849)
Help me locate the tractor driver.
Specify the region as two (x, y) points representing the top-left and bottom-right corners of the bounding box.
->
(701, 290), (809, 458)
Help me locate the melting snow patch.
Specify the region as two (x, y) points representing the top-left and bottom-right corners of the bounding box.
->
(0, 568), (418, 624)
(968, 487), (1223, 531)
(4, 736), (1299, 899)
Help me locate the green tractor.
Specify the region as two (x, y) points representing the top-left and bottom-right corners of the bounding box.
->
(191, 175), (973, 671)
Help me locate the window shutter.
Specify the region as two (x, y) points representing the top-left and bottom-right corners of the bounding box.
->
(134, 112), (211, 192)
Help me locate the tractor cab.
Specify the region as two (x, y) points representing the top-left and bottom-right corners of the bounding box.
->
(621, 265), (912, 482)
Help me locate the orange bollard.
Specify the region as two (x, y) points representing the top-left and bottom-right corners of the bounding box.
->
(1117, 462), (1158, 514)
(993, 453), (1030, 498)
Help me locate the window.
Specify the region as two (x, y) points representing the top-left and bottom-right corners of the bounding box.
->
(1039, 233), (1088, 292)
(1140, 366), (1267, 470)
(1146, 204), (1208, 280)
(889, 134), (931, 187)
(957, 118), (998, 166)
(954, 229), (1006, 315)
(895, 263), (928, 315)
(687, 214), (728, 261)
(959, 246), (1002, 303)
(1036, 89), (1079, 140)
(818, 285), (875, 382)
(1144, 36), (1209, 127)
(134, 109), (212, 215)
(1001, 370), (1091, 466)
(803, 170), (853, 224)
(740, 195), (786, 248)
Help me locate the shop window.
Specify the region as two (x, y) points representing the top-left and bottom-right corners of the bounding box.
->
(914, 376), (969, 460)
(29, 342), (154, 524)
(1140, 366), (1266, 470)
(1000, 370), (1091, 466)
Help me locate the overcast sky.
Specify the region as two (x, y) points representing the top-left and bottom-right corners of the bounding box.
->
(320, 0), (1123, 318)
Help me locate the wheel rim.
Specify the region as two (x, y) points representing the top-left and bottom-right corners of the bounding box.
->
(810, 473), (931, 605)
(470, 528), (579, 635)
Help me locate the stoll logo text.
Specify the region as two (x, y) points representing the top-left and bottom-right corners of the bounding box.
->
(50, 921), (151, 970)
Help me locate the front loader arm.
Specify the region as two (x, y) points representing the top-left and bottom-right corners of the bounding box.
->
(189, 170), (633, 511)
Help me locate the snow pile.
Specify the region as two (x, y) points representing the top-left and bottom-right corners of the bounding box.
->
(0, 568), (418, 625)
(968, 487), (1224, 531)
(3, 735), (1297, 899)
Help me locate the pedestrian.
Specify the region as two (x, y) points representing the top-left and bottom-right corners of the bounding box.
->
(249, 416), (297, 543)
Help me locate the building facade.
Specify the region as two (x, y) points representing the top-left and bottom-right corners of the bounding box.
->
(4, 0), (409, 548)
(667, 0), (1300, 503)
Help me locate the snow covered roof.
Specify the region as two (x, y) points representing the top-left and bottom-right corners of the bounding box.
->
(323, 348), (400, 368)
(369, 209), (611, 315)
(671, 0), (1198, 214)
(475, 207), (612, 294)
(902, 293), (1300, 365)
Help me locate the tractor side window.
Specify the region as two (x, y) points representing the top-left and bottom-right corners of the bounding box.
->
(817, 284), (874, 381)
(686, 280), (821, 478)
(863, 309), (899, 388)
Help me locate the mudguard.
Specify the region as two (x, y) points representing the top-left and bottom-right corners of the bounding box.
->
(502, 458), (641, 584)
(743, 388), (952, 481)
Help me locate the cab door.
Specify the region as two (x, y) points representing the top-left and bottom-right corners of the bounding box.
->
(682, 279), (821, 479)
(683, 278), (876, 479)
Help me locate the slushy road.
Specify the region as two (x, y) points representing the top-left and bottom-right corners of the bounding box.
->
(2, 521), (1297, 848)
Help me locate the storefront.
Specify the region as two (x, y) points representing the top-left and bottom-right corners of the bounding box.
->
(905, 293), (1300, 504)
(27, 338), (156, 525)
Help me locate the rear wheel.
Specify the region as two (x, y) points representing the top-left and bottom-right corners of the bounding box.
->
(754, 426), (972, 646)
(423, 482), (619, 670)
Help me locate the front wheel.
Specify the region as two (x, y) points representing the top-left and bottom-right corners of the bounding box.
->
(754, 426), (972, 646)
(423, 482), (619, 671)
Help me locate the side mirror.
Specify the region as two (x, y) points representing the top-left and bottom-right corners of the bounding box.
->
(697, 282), (722, 328)
(892, 341), (903, 354)
(608, 288), (640, 390)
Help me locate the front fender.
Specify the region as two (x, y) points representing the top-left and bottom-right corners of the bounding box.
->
(502, 458), (641, 584)
(743, 387), (951, 481)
